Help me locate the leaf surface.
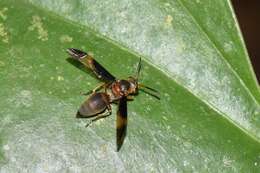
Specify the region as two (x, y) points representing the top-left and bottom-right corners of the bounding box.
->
(0, 0), (259, 172)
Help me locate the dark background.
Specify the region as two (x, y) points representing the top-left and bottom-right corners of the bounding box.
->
(232, 0), (260, 83)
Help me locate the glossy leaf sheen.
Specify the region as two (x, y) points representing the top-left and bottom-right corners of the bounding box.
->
(0, 0), (259, 172)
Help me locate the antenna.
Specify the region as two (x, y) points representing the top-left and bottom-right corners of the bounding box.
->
(136, 57), (142, 81)
(138, 83), (160, 100)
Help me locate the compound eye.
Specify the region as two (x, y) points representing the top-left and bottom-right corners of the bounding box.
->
(119, 80), (130, 92)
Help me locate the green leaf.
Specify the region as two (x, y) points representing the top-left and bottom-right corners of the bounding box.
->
(0, 0), (259, 172)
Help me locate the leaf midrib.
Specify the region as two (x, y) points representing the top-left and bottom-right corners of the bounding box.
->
(177, 0), (259, 105)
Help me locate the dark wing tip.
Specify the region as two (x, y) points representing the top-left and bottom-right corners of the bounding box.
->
(116, 145), (121, 152)
(116, 126), (127, 151)
(67, 48), (88, 59)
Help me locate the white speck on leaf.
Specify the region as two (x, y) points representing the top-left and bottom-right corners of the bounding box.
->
(162, 116), (168, 121)
(0, 60), (5, 67)
(57, 76), (64, 81)
(3, 145), (10, 151)
(0, 7), (8, 20)
(59, 34), (73, 43)
(0, 23), (9, 43)
(165, 15), (173, 26)
(28, 15), (48, 41)
(12, 90), (33, 108)
(224, 41), (233, 52)
(183, 160), (189, 167)
(223, 155), (234, 167)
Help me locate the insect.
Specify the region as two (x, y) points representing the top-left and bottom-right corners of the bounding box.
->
(67, 48), (159, 151)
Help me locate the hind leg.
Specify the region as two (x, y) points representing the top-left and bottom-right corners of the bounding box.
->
(81, 82), (106, 96)
(81, 82), (113, 96)
(85, 105), (112, 127)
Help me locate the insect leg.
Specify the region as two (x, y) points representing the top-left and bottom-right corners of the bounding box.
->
(85, 108), (112, 127)
(127, 95), (134, 101)
(81, 82), (106, 96)
(138, 83), (160, 100)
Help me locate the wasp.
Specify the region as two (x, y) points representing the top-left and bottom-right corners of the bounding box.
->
(67, 48), (159, 151)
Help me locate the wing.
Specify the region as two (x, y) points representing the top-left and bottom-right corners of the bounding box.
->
(116, 96), (128, 151)
(67, 48), (116, 82)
